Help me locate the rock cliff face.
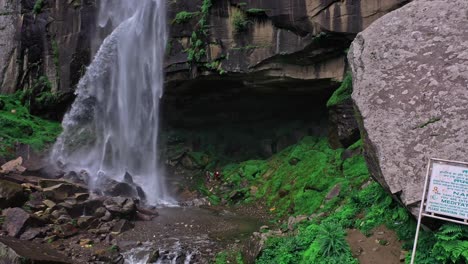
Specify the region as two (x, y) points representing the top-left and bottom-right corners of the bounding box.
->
(0, 0), (95, 110)
(349, 0), (468, 215)
(163, 0), (408, 149)
(165, 0), (409, 87)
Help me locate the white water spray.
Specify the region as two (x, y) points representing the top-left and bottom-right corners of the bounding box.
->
(51, 0), (173, 205)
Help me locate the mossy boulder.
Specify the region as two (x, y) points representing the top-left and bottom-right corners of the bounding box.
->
(0, 180), (28, 209)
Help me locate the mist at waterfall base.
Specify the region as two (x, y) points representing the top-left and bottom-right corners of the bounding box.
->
(51, 0), (174, 206)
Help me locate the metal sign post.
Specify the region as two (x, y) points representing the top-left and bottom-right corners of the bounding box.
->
(410, 158), (468, 264)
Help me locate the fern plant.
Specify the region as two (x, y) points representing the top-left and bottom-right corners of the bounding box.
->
(432, 224), (468, 263)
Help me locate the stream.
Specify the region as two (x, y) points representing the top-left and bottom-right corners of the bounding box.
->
(118, 206), (264, 263)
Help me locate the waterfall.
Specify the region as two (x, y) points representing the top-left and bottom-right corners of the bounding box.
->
(51, 0), (173, 205)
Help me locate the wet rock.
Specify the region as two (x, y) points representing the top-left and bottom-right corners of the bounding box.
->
(103, 197), (136, 217)
(111, 219), (134, 234)
(123, 172), (133, 184)
(100, 210), (113, 222)
(57, 200), (85, 218)
(73, 193), (90, 202)
(0, 179), (28, 209)
(93, 207), (107, 218)
(136, 212), (154, 221)
(136, 205), (158, 216)
(0, 237), (72, 263)
(43, 199), (57, 209)
(2, 208), (42, 238)
(77, 216), (96, 229)
(51, 208), (69, 219)
(43, 183), (88, 201)
(82, 198), (105, 213)
(147, 250), (160, 263)
(56, 214), (73, 225)
(20, 227), (47, 240)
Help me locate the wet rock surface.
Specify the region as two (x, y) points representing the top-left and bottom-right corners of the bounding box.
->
(349, 0), (468, 214)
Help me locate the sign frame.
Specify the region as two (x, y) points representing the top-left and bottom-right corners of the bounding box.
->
(410, 158), (468, 264)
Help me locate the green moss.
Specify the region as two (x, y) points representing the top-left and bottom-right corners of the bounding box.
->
(173, 11), (198, 24)
(0, 95), (61, 157)
(33, 0), (44, 14)
(326, 73), (353, 108)
(246, 8), (267, 15)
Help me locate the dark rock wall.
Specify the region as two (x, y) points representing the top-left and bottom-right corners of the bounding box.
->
(0, 0), (95, 98)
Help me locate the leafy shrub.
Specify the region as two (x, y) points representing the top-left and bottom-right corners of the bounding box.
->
(232, 9), (249, 32)
(173, 11), (197, 24)
(33, 0), (44, 14)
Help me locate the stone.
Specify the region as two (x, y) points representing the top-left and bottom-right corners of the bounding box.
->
(56, 214), (72, 225)
(3, 208), (43, 238)
(123, 171), (134, 184)
(77, 216), (95, 229)
(287, 215), (308, 231)
(43, 199), (57, 209)
(111, 219), (134, 234)
(94, 207), (107, 218)
(79, 238), (93, 246)
(325, 184), (342, 201)
(53, 223), (79, 238)
(147, 250), (160, 263)
(19, 227), (47, 240)
(0, 157), (26, 174)
(0, 179), (28, 209)
(328, 98), (360, 149)
(349, 0), (468, 215)
(0, 237), (72, 263)
(103, 197), (136, 217)
(96, 176), (139, 198)
(43, 183), (88, 201)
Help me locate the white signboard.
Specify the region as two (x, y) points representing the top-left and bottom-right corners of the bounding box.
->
(411, 158), (468, 264)
(425, 163), (468, 219)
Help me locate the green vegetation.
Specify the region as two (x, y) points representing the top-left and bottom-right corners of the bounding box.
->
(231, 44), (272, 51)
(108, 245), (119, 253)
(232, 9), (249, 32)
(326, 73), (353, 108)
(246, 8), (267, 16)
(183, 0), (212, 63)
(205, 59), (226, 75)
(0, 94), (61, 157)
(17, 76), (59, 112)
(33, 0), (44, 14)
(173, 11), (198, 24)
(216, 137), (368, 216)
(214, 250), (244, 264)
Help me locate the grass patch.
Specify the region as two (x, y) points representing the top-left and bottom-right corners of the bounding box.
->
(326, 73), (353, 108)
(0, 94), (61, 158)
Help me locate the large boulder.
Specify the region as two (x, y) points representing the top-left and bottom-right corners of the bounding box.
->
(0, 237), (71, 264)
(349, 0), (468, 215)
(2, 208), (44, 238)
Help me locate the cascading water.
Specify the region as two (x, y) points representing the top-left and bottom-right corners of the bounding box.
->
(51, 0), (173, 205)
